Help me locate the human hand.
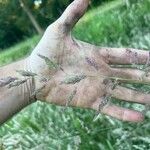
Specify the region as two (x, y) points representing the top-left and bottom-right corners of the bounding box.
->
(28, 0), (150, 122)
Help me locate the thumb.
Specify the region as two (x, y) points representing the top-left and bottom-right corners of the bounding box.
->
(58, 0), (90, 33)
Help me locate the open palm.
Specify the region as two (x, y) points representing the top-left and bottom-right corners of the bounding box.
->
(28, 0), (150, 122)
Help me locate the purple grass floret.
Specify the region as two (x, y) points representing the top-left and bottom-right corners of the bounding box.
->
(85, 57), (99, 70)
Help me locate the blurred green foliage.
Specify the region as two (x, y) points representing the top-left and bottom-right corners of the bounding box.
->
(74, 0), (150, 49)
(0, 35), (40, 65)
(0, 0), (150, 149)
(0, 0), (113, 50)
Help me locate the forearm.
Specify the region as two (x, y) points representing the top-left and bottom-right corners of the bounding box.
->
(0, 58), (35, 125)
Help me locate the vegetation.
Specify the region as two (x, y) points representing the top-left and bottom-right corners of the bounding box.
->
(0, 0), (113, 49)
(0, 0), (150, 149)
(0, 36), (40, 65)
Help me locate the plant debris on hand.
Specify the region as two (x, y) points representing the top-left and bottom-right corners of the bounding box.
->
(85, 57), (99, 70)
(31, 85), (46, 98)
(61, 74), (86, 84)
(38, 54), (64, 71)
(98, 94), (111, 112)
(16, 70), (37, 77)
(0, 77), (18, 87)
(8, 79), (28, 89)
(65, 88), (77, 107)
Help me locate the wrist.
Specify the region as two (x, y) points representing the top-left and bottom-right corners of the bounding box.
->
(0, 58), (37, 124)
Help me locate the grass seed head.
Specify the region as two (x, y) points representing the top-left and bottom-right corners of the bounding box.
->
(111, 79), (119, 90)
(31, 85), (46, 98)
(98, 94), (111, 112)
(39, 77), (51, 83)
(66, 88), (77, 107)
(16, 70), (37, 77)
(38, 54), (60, 70)
(85, 57), (99, 70)
(61, 75), (86, 84)
(8, 79), (28, 89)
(0, 77), (18, 87)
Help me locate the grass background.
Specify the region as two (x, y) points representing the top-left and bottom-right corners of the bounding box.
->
(0, 0), (150, 149)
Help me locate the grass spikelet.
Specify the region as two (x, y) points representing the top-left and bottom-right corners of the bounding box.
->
(103, 78), (119, 90)
(111, 79), (119, 90)
(98, 94), (111, 112)
(66, 88), (77, 107)
(39, 77), (50, 83)
(31, 85), (45, 98)
(8, 79), (28, 89)
(38, 54), (60, 70)
(16, 70), (37, 77)
(93, 95), (111, 122)
(0, 77), (18, 87)
(143, 66), (150, 77)
(85, 57), (99, 70)
(61, 75), (86, 84)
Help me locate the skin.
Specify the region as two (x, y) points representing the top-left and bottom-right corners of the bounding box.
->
(0, 0), (150, 124)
